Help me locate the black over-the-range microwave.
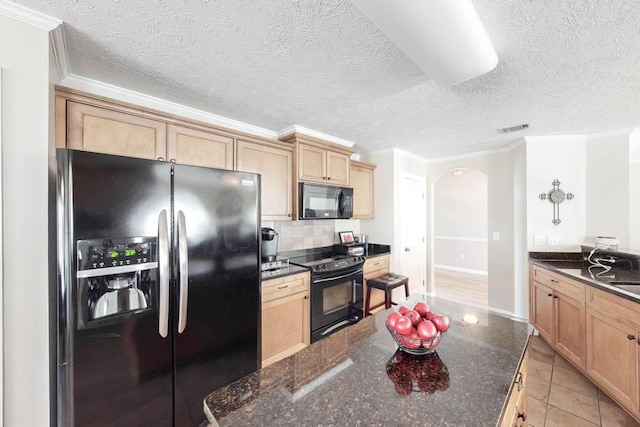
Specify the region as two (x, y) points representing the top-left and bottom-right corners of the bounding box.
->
(299, 182), (353, 220)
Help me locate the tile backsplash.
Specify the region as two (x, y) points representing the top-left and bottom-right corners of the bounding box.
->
(262, 220), (360, 252)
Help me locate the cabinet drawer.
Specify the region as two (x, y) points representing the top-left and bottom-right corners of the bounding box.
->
(587, 287), (640, 330)
(532, 265), (585, 302)
(262, 272), (309, 303)
(364, 256), (389, 275)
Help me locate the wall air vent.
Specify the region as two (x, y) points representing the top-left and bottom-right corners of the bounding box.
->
(498, 123), (530, 133)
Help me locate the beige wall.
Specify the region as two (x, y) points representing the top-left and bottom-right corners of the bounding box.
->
(427, 149), (519, 317)
(1, 14), (52, 426)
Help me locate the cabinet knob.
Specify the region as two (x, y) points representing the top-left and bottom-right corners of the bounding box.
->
(157, 157), (165, 162)
(628, 334), (636, 341)
(322, 176), (327, 180)
(287, 213), (292, 217)
(517, 412), (526, 421)
(550, 278), (559, 283)
(327, 177), (332, 180)
(553, 295), (558, 299)
(547, 293), (553, 297)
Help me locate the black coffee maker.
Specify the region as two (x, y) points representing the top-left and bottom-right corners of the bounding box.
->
(261, 228), (279, 262)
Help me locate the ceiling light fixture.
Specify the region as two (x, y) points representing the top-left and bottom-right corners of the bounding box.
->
(351, 0), (498, 86)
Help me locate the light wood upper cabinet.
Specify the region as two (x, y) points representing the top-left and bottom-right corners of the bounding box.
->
(298, 142), (349, 186)
(281, 133), (354, 187)
(350, 160), (376, 219)
(67, 101), (167, 160)
(261, 272), (310, 368)
(236, 139), (293, 220)
(167, 124), (233, 169)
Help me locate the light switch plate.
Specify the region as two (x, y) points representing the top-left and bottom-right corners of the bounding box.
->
(547, 235), (560, 246)
(492, 232), (500, 241)
(534, 235), (544, 246)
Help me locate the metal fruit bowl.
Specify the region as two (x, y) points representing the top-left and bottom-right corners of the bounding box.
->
(386, 324), (443, 355)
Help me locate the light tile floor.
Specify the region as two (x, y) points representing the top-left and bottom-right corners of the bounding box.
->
(528, 335), (640, 427)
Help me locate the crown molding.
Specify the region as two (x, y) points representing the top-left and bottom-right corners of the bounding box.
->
(277, 125), (355, 148)
(58, 74), (279, 141)
(0, 1), (61, 30)
(50, 24), (70, 80)
(425, 140), (521, 164)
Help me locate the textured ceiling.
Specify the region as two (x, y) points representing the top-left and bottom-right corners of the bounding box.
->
(10, 0), (640, 159)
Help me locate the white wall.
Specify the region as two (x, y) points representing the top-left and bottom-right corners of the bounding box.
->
(426, 149), (519, 316)
(526, 136), (587, 251)
(512, 142), (528, 319)
(359, 149), (396, 248)
(1, 14), (52, 426)
(585, 131), (630, 248)
(630, 130), (640, 249)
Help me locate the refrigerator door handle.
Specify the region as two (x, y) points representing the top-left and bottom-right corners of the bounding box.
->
(177, 210), (189, 334)
(158, 209), (170, 338)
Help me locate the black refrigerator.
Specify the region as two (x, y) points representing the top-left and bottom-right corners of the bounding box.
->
(55, 149), (261, 426)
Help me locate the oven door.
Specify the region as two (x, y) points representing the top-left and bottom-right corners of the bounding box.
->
(310, 266), (363, 342)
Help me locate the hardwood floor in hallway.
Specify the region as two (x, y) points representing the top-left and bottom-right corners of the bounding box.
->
(433, 267), (488, 308)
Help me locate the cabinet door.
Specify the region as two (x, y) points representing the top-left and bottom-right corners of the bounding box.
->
(351, 164), (374, 219)
(586, 307), (639, 412)
(298, 144), (327, 183)
(236, 140), (293, 220)
(532, 281), (554, 343)
(555, 293), (586, 369)
(167, 124), (233, 169)
(261, 291), (310, 368)
(326, 150), (350, 186)
(363, 256), (390, 316)
(67, 101), (167, 160)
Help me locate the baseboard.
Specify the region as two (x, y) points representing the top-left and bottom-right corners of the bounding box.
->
(434, 264), (488, 276)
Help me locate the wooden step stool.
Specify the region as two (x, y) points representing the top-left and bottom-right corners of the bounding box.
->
(364, 273), (409, 315)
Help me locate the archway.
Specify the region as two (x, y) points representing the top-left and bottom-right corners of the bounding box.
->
(432, 168), (488, 307)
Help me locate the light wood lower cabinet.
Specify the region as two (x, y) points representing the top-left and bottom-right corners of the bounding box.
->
(530, 264), (640, 424)
(363, 255), (390, 316)
(530, 265), (586, 370)
(236, 139), (293, 220)
(167, 124), (233, 169)
(350, 160), (376, 219)
(261, 272), (310, 368)
(586, 287), (640, 415)
(67, 101), (167, 160)
(499, 337), (529, 427)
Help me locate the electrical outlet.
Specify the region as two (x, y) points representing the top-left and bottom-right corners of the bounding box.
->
(534, 235), (544, 245)
(547, 235), (560, 246)
(459, 253), (465, 260)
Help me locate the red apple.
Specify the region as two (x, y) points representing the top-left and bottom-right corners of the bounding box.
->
(423, 311), (435, 321)
(398, 305), (410, 315)
(431, 314), (451, 332)
(386, 311), (401, 329)
(393, 315), (413, 336)
(404, 330), (421, 349)
(417, 320), (438, 340)
(413, 301), (430, 318)
(404, 309), (422, 326)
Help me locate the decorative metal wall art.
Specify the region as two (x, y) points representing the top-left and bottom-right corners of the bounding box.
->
(539, 179), (574, 226)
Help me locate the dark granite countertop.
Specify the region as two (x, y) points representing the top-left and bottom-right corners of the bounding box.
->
(365, 243), (391, 258)
(261, 264), (309, 281)
(204, 295), (530, 426)
(529, 257), (640, 304)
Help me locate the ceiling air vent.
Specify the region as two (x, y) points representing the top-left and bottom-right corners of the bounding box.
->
(498, 123), (530, 133)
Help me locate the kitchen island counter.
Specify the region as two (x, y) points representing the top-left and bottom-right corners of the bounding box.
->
(204, 296), (530, 426)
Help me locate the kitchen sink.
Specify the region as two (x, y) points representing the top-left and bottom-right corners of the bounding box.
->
(607, 280), (640, 286)
(607, 282), (640, 294)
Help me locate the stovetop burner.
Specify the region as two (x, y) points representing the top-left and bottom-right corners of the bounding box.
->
(289, 253), (365, 274)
